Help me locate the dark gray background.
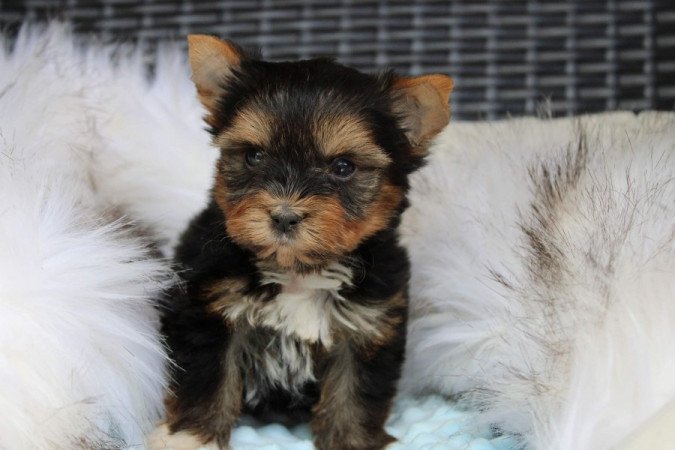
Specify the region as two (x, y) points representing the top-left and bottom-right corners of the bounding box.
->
(1, 0), (673, 120)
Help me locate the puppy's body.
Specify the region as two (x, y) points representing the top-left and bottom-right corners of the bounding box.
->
(154, 35), (451, 450)
(163, 200), (408, 447)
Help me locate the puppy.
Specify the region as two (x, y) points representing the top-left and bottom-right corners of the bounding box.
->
(150, 35), (452, 450)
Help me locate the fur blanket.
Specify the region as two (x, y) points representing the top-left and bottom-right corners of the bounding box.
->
(1, 23), (673, 450)
(0, 23), (222, 448)
(402, 111), (675, 449)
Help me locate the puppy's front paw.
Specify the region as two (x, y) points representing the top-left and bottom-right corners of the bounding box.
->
(314, 431), (396, 450)
(146, 423), (224, 450)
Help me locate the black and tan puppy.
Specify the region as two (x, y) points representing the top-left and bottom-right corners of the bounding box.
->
(149, 35), (452, 450)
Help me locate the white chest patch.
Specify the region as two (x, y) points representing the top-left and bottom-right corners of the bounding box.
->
(221, 262), (388, 348)
(257, 262), (352, 347)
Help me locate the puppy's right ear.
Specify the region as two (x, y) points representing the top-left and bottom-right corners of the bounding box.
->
(187, 35), (243, 126)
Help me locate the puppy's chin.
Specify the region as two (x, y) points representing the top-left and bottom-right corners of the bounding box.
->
(266, 243), (324, 271)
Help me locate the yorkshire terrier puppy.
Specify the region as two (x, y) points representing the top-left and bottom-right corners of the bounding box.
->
(150, 35), (452, 450)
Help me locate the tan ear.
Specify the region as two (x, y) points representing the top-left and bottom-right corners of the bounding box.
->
(392, 74), (453, 154)
(187, 35), (242, 120)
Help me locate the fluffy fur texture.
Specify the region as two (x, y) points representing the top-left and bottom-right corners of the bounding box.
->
(401, 112), (675, 449)
(0, 166), (167, 449)
(156, 35), (451, 450)
(0, 24), (208, 448)
(88, 42), (216, 255)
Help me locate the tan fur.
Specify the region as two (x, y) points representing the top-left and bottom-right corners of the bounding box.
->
(344, 290), (406, 350)
(313, 115), (391, 168)
(217, 184), (402, 270)
(163, 329), (243, 447)
(211, 336), (244, 445)
(311, 342), (366, 448)
(341, 182), (403, 252)
(147, 423), (220, 450)
(187, 34), (242, 128)
(392, 74), (453, 155)
(311, 342), (396, 450)
(206, 278), (249, 315)
(214, 106), (274, 149)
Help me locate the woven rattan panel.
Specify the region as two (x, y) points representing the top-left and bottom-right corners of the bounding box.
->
(1, 0), (674, 120)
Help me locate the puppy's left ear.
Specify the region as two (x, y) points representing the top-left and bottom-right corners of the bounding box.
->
(188, 35), (244, 126)
(391, 74), (453, 157)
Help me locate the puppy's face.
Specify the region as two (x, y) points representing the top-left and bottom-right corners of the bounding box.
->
(188, 36), (452, 270)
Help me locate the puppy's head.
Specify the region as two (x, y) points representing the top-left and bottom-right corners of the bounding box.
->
(188, 35), (452, 271)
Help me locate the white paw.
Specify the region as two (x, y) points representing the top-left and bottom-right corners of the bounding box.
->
(146, 423), (222, 450)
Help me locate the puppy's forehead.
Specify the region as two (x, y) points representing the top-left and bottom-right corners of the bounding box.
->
(312, 114), (390, 167)
(217, 84), (390, 167)
(215, 106), (274, 148)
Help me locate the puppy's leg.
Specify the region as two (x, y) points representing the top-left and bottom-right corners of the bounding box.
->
(311, 333), (404, 450)
(147, 423), (221, 450)
(153, 303), (243, 449)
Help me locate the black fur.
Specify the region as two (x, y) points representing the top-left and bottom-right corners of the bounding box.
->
(161, 47), (429, 450)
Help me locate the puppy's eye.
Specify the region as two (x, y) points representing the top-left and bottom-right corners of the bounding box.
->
(245, 148), (264, 167)
(330, 158), (356, 179)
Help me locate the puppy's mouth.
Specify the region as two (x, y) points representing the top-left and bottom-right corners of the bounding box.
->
(259, 235), (322, 271)
(273, 229), (297, 245)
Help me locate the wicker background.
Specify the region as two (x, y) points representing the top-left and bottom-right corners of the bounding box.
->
(1, 0), (674, 120)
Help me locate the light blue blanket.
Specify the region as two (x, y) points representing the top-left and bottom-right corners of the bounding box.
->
(217, 395), (517, 450)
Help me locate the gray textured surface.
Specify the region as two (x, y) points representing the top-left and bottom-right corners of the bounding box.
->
(1, 0), (673, 120)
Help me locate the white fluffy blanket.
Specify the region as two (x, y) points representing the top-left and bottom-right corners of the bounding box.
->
(1, 24), (673, 450)
(402, 111), (675, 449)
(0, 26), (177, 449)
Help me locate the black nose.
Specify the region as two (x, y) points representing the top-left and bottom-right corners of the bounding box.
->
(271, 207), (302, 234)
